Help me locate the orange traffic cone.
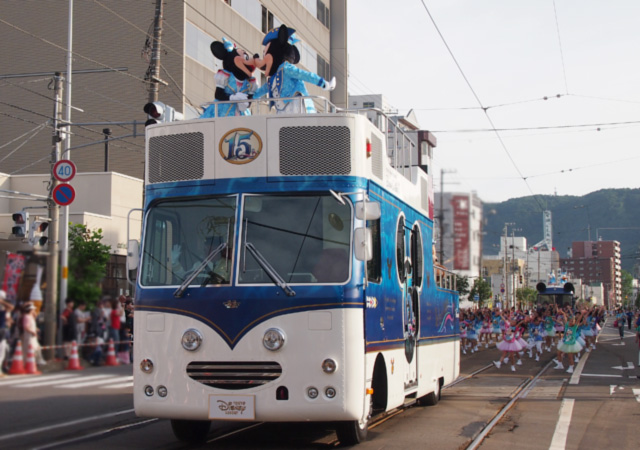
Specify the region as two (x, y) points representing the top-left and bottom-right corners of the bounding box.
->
(8, 341), (26, 375)
(65, 341), (83, 370)
(24, 344), (41, 375)
(105, 339), (119, 366)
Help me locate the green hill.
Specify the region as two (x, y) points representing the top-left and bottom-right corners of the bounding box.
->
(482, 188), (640, 273)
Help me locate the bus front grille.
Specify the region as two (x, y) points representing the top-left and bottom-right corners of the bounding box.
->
(186, 361), (283, 390)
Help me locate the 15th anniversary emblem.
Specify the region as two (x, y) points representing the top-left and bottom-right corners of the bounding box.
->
(219, 128), (263, 164)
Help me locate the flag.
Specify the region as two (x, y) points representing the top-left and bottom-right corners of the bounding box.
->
(2, 253), (26, 305)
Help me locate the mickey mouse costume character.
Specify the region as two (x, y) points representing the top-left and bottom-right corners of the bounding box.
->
(200, 38), (258, 118)
(254, 25), (336, 114)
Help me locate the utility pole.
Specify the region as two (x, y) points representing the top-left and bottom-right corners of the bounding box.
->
(44, 73), (62, 360)
(147, 0), (164, 103)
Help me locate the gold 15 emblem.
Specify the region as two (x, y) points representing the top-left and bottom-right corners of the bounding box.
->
(224, 300), (240, 309)
(219, 128), (262, 164)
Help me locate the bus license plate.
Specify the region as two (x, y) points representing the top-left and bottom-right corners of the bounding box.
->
(209, 394), (255, 420)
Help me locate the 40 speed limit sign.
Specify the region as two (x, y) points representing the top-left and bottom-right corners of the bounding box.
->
(53, 160), (76, 182)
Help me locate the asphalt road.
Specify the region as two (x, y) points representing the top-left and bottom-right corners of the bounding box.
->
(0, 318), (638, 449)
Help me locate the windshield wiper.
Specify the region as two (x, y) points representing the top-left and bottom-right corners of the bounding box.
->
(245, 242), (295, 297)
(174, 243), (227, 298)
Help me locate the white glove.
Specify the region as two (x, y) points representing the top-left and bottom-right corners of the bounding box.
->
(230, 92), (249, 112)
(322, 77), (336, 91)
(171, 244), (181, 264)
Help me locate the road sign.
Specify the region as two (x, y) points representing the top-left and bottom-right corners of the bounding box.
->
(52, 183), (75, 206)
(53, 160), (76, 182)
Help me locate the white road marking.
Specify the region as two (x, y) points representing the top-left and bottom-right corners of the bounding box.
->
(0, 373), (78, 386)
(633, 389), (640, 403)
(58, 375), (133, 389)
(569, 351), (589, 385)
(17, 374), (113, 388)
(580, 373), (621, 378)
(549, 398), (575, 450)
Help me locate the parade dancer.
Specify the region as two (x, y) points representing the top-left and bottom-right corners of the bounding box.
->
(554, 310), (584, 373)
(493, 320), (523, 372)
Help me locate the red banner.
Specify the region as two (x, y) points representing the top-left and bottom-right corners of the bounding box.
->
(452, 196), (470, 270)
(2, 253), (26, 305)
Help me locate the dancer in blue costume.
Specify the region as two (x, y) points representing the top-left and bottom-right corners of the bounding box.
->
(254, 25), (335, 114)
(200, 38), (258, 118)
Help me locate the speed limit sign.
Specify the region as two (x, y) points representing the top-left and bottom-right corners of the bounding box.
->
(53, 160), (76, 182)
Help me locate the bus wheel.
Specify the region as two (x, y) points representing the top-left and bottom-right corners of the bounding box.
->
(335, 417), (368, 446)
(170, 419), (211, 444)
(417, 379), (440, 406)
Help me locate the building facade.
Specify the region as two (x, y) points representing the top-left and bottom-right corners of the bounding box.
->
(435, 191), (483, 279)
(1, 0), (346, 303)
(560, 240), (622, 308)
(0, 0), (346, 179)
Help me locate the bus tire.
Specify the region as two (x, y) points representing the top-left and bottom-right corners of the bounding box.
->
(417, 379), (440, 406)
(335, 418), (368, 446)
(170, 419), (211, 444)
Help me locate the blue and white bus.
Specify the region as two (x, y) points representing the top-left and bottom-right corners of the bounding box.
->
(129, 97), (460, 445)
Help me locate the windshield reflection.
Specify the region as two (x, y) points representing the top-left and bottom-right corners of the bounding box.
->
(240, 194), (351, 285)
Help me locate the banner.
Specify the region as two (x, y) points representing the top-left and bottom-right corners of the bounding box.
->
(2, 253), (26, 305)
(452, 196), (470, 270)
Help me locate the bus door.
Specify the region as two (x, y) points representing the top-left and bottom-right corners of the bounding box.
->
(397, 216), (418, 391)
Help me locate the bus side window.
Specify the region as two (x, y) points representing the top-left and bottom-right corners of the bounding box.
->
(367, 218), (381, 283)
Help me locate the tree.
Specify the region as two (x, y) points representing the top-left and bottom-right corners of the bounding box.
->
(516, 287), (537, 309)
(469, 277), (492, 306)
(456, 275), (470, 297)
(620, 270), (633, 306)
(68, 223), (112, 306)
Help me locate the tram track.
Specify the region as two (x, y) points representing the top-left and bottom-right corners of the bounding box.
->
(463, 360), (556, 450)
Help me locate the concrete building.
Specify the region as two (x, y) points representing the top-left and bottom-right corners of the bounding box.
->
(560, 240), (622, 308)
(434, 191), (483, 280)
(0, 0), (346, 178)
(1, 171), (143, 299)
(1, 0), (346, 302)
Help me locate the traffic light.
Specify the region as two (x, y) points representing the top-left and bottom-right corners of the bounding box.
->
(28, 217), (50, 247)
(143, 101), (184, 126)
(11, 211), (29, 237)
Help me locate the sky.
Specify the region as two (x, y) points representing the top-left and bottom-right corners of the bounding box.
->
(347, 0), (640, 203)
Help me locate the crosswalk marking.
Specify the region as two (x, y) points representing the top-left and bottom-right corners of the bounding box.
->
(0, 373), (78, 386)
(59, 375), (133, 389)
(1, 373), (133, 390)
(17, 374), (113, 388)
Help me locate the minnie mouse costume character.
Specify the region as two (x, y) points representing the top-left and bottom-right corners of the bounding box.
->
(254, 25), (336, 114)
(200, 38), (258, 118)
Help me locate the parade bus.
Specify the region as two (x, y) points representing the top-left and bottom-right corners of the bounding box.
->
(128, 96), (460, 445)
(536, 282), (576, 308)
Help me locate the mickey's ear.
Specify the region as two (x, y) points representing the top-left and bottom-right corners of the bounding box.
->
(278, 24), (289, 44)
(211, 42), (228, 60)
(290, 46), (300, 64)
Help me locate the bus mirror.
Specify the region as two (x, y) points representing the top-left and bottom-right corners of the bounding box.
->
(127, 239), (140, 270)
(355, 201), (381, 220)
(354, 227), (372, 261)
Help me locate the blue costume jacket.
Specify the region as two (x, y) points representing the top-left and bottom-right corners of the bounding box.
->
(254, 62), (326, 114)
(200, 70), (257, 118)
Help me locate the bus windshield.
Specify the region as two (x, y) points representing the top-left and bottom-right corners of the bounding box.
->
(140, 196), (236, 287)
(239, 194), (352, 285)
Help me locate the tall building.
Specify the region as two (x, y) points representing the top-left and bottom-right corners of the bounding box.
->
(0, 0), (346, 178)
(560, 240), (622, 308)
(1, 0), (346, 300)
(434, 192), (483, 279)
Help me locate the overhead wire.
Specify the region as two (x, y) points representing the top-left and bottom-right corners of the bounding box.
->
(552, 0), (569, 95)
(418, 0), (546, 212)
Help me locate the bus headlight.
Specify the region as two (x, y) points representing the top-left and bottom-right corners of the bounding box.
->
(182, 328), (203, 351)
(321, 358), (337, 374)
(263, 328), (285, 351)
